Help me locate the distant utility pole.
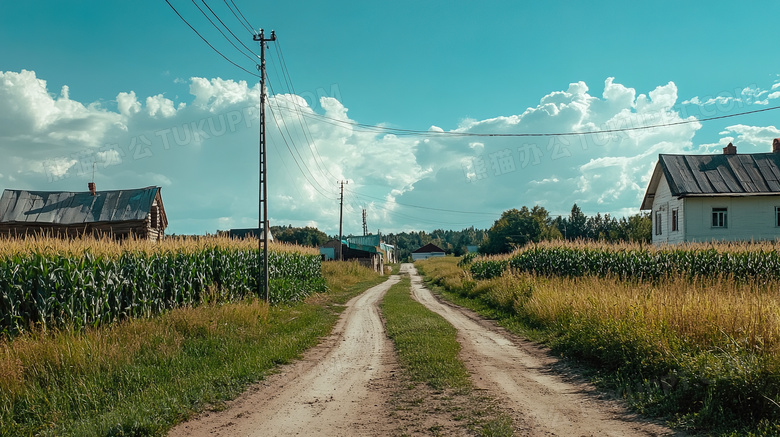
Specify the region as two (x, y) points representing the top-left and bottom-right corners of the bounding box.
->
(254, 28), (276, 302)
(338, 180), (348, 261)
(362, 209), (368, 236)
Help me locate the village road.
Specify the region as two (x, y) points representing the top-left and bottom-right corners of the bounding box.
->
(168, 275), (401, 437)
(403, 263), (683, 437)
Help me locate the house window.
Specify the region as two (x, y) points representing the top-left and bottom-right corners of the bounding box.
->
(671, 208), (679, 232)
(776, 206), (780, 227)
(655, 210), (662, 235)
(712, 207), (728, 228)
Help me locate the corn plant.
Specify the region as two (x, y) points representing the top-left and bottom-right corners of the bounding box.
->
(0, 237), (327, 336)
(469, 242), (780, 282)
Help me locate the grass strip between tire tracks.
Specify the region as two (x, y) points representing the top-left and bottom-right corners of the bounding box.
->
(381, 275), (513, 436)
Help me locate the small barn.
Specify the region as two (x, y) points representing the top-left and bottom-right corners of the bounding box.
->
(411, 243), (446, 261)
(641, 140), (780, 244)
(219, 228), (274, 241)
(320, 235), (385, 273)
(0, 185), (168, 241)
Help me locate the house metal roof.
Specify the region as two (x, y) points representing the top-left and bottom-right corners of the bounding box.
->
(0, 186), (165, 226)
(412, 243), (445, 254)
(641, 153), (780, 210)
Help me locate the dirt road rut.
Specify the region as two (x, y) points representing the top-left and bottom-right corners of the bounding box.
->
(403, 263), (680, 437)
(169, 276), (401, 437)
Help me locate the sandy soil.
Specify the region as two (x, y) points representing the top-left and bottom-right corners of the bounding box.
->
(403, 263), (683, 437)
(168, 276), (402, 437)
(170, 266), (684, 436)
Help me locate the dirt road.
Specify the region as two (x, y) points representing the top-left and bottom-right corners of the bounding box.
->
(403, 263), (680, 437)
(170, 266), (681, 436)
(169, 276), (401, 437)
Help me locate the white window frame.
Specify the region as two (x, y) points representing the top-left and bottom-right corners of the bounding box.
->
(712, 207), (728, 228)
(671, 208), (679, 232)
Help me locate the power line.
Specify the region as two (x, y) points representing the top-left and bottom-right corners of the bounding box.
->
(265, 58), (332, 186)
(164, 0), (260, 77)
(346, 188), (501, 216)
(191, 0), (259, 64)
(274, 40), (339, 181)
(227, 0), (256, 34)
(267, 104), (335, 198)
(368, 200), (487, 227)
(201, 0), (261, 58)
(222, 0), (254, 35)
(274, 100), (780, 138)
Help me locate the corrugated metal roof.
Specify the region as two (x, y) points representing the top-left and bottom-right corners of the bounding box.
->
(345, 235), (381, 254)
(0, 187), (161, 225)
(658, 153), (780, 196)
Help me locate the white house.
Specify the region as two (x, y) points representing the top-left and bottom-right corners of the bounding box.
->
(641, 140), (780, 245)
(411, 243), (446, 261)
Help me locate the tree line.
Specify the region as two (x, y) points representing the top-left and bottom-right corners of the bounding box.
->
(477, 204), (651, 255)
(271, 204), (651, 260)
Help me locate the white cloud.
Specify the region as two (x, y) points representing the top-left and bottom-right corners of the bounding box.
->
(190, 77), (256, 111)
(145, 94), (178, 118)
(0, 70), (121, 144)
(0, 70), (718, 233)
(117, 91), (141, 117)
(706, 125), (780, 153)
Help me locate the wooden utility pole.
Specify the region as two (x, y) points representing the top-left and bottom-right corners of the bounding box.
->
(254, 29), (276, 302)
(338, 180), (348, 261)
(362, 209), (368, 236)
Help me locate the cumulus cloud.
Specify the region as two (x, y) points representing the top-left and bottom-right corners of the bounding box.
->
(697, 124), (780, 154)
(3, 70), (753, 234)
(0, 70), (122, 143)
(116, 91), (141, 117)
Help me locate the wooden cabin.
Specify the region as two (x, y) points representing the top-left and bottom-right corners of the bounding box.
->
(0, 185), (168, 241)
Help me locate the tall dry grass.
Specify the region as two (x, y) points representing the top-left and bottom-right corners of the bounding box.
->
(522, 275), (780, 355)
(419, 255), (780, 432)
(0, 234), (318, 257)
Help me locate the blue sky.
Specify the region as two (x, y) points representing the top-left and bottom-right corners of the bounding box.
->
(2, 1), (780, 235)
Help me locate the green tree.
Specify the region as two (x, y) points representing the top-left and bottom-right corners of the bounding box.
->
(626, 213), (651, 243)
(270, 226), (329, 247)
(480, 207), (542, 254)
(566, 203), (587, 240)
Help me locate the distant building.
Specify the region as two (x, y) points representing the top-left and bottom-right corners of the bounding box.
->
(320, 234), (385, 273)
(0, 185), (168, 241)
(380, 242), (396, 263)
(641, 140), (780, 244)
(411, 243), (446, 261)
(219, 228), (273, 241)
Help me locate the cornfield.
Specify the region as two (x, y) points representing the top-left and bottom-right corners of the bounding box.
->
(467, 240), (780, 282)
(0, 236), (326, 336)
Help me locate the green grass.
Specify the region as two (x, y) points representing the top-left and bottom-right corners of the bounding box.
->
(381, 277), (469, 390)
(0, 261), (385, 436)
(380, 275), (513, 436)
